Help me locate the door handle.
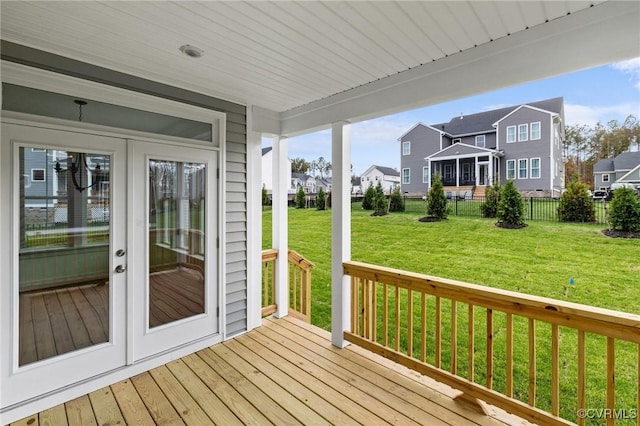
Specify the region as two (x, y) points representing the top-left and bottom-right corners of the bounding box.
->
(116, 249), (126, 257)
(115, 265), (127, 274)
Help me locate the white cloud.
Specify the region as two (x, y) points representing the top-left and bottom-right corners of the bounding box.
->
(611, 57), (640, 91)
(565, 102), (640, 127)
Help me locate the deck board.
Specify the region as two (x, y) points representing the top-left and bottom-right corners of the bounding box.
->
(11, 317), (532, 426)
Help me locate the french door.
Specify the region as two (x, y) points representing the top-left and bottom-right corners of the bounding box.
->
(1, 123), (219, 408)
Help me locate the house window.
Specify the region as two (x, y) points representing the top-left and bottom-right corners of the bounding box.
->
(475, 135), (485, 148)
(530, 122), (541, 140)
(530, 158), (541, 179)
(462, 163), (471, 181)
(31, 168), (46, 182)
(444, 164), (453, 181)
(31, 148), (46, 152)
(422, 166), (429, 183)
(402, 141), (411, 156)
(518, 159), (528, 179)
(452, 138), (461, 144)
(518, 124), (528, 141)
(402, 168), (410, 184)
(506, 126), (516, 143)
(602, 174), (610, 182)
(506, 160), (516, 180)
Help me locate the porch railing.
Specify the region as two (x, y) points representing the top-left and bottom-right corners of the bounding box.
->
(344, 261), (640, 426)
(261, 249), (315, 322)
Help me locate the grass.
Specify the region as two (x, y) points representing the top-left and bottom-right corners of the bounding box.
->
(263, 205), (640, 424)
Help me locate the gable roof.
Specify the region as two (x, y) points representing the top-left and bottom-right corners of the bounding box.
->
(427, 143), (498, 160)
(430, 97), (563, 137)
(594, 151), (640, 173)
(398, 122), (444, 141)
(362, 165), (400, 177)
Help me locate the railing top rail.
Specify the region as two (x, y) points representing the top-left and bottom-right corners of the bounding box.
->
(261, 249), (278, 261)
(344, 261), (640, 343)
(288, 249), (316, 269)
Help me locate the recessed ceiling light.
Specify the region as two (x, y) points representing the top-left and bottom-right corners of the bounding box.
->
(179, 44), (204, 58)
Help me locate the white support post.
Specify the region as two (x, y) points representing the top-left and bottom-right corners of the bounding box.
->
(331, 121), (352, 348)
(489, 155), (494, 186)
(272, 136), (289, 318)
(456, 157), (460, 187)
(245, 111), (262, 330)
(475, 159), (480, 186)
(427, 159), (432, 190)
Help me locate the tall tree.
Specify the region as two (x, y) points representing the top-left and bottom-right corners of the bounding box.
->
(291, 157), (310, 174)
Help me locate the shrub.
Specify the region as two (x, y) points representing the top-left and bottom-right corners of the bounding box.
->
(608, 187), (640, 232)
(426, 175), (448, 220)
(497, 180), (525, 226)
(362, 183), (375, 210)
(388, 187), (405, 212)
(372, 181), (388, 216)
(295, 187), (306, 209)
(557, 180), (595, 222)
(261, 188), (270, 206)
(481, 182), (501, 218)
(316, 187), (326, 210)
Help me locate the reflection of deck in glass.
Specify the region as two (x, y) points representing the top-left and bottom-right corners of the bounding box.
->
(19, 268), (204, 365)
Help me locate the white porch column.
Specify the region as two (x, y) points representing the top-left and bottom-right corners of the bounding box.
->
(455, 157), (460, 187)
(475, 157), (480, 186)
(245, 117), (262, 330)
(272, 136), (289, 318)
(489, 155), (494, 186)
(427, 159), (432, 190)
(331, 121), (351, 348)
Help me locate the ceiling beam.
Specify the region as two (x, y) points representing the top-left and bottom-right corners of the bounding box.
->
(277, 1), (639, 137)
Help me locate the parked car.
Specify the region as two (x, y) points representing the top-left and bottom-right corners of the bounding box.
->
(592, 190), (612, 201)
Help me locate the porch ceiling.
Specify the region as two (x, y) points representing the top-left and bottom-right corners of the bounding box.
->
(1, 1), (639, 135)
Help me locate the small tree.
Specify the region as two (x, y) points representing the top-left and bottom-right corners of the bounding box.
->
(372, 181), (388, 216)
(362, 183), (375, 210)
(557, 180), (595, 222)
(316, 187), (326, 210)
(497, 180), (525, 226)
(608, 187), (640, 232)
(481, 182), (501, 218)
(388, 186), (405, 212)
(261, 187), (270, 207)
(295, 187), (306, 209)
(426, 174), (448, 220)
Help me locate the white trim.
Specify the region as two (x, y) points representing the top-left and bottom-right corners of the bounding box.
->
(518, 124), (528, 142)
(530, 122), (541, 140)
(617, 164), (640, 182)
(397, 122), (444, 140)
(452, 138), (461, 144)
(422, 166), (430, 184)
(493, 104), (558, 126)
(518, 158), (528, 179)
(402, 141), (411, 156)
(425, 141), (497, 160)
(506, 159), (516, 180)
(602, 174), (610, 182)
(30, 168), (46, 182)
(475, 135), (485, 148)
(530, 157), (541, 179)
(272, 136), (289, 319)
(506, 125), (516, 143)
(402, 168), (410, 185)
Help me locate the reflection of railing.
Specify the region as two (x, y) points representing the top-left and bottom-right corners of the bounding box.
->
(344, 261), (640, 426)
(261, 249), (314, 323)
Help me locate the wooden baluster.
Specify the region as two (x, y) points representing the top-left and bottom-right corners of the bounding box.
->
(486, 309), (493, 389)
(383, 283), (388, 347)
(451, 300), (457, 374)
(529, 319), (536, 406)
(407, 289), (413, 357)
(271, 260), (276, 309)
(366, 280), (374, 339)
(395, 286), (400, 352)
(506, 313), (513, 398)
(362, 279), (368, 339)
(435, 296), (441, 368)
(607, 337), (615, 426)
(421, 293), (427, 362)
(551, 324), (559, 416)
(305, 269), (311, 320)
(371, 281), (377, 342)
(577, 330), (586, 426)
(468, 304), (475, 382)
(350, 277), (357, 334)
(292, 264), (297, 312)
(262, 261), (269, 305)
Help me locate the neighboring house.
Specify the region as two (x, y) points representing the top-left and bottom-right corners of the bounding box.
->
(351, 177), (363, 195)
(360, 165), (401, 194)
(593, 151), (640, 191)
(261, 147), (293, 194)
(316, 177), (332, 193)
(399, 98), (565, 197)
(291, 172), (316, 193)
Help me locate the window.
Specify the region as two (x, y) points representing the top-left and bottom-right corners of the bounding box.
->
(444, 164), (453, 181)
(475, 135), (485, 148)
(518, 159), (528, 179)
(452, 138), (461, 144)
(506, 126), (516, 143)
(402, 168), (410, 184)
(31, 148), (45, 152)
(506, 160), (516, 180)
(602, 174), (610, 182)
(31, 168), (45, 182)
(518, 124), (528, 141)
(530, 158), (541, 179)
(402, 141), (411, 156)
(422, 166), (429, 183)
(530, 122), (541, 140)
(462, 163), (471, 181)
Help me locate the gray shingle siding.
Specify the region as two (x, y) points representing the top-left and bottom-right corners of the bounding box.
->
(400, 124), (441, 195)
(3, 41), (249, 338)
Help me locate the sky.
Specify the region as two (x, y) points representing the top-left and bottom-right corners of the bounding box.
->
(263, 58), (640, 176)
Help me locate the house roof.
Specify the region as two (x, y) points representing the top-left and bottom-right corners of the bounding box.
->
(427, 143), (498, 160)
(431, 97), (563, 137)
(1, 2), (636, 137)
(292, 172), (314, 182)
(363, 165), (400, 177)
(262, 147), (272, 156)
(594, 151), (640, 173)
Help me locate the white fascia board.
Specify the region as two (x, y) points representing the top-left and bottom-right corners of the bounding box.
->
(426, 143), (497, 159)
(616, 165), (640, 182)
(251, 105), (281, 135)
(493, 105), (558, 126)
(279, 1), (639, 137)
(447, 129), (497, 138)
(397, 122), (442, 140)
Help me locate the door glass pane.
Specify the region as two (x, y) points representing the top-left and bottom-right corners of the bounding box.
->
(148, 160), (205, 328)
(19, 147), (110, 366)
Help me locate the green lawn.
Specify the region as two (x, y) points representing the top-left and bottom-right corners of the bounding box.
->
(263, 206), (640, 424)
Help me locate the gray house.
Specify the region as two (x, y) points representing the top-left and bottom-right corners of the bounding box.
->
(399, 98), (565, 198)
(593, 151), (640, 191)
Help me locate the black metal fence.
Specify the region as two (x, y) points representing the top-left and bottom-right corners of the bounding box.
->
(356, 196), (610, 225)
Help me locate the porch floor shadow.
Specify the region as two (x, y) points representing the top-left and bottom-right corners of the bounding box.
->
(10, 316), (531, 426)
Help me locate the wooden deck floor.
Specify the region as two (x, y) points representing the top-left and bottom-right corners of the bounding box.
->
(10, 316), (531, 426)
